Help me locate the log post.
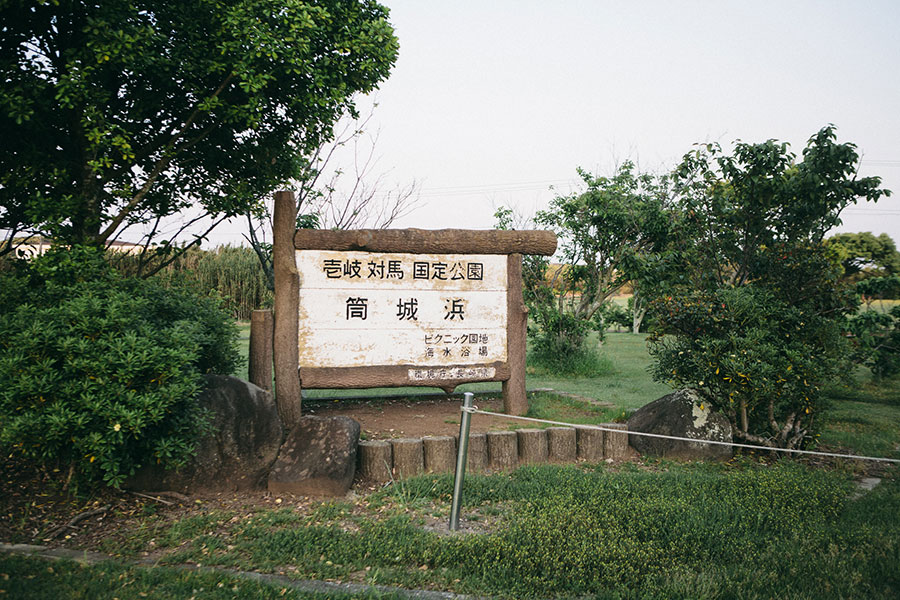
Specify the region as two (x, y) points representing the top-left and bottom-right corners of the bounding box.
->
(273, 190), (302, 428)
(487, 431), (518, 470)
(546, 427), (577, 462)
(603, 423), (630, 461)
(517, 429), (548, 464)
(465, 433), (487, 472)
(390, 438), (424, 479)
(577, 427), (605, 462)
(357, 440), (392, 484)
(423, 436), (456, 474)
(249, 309), (273, 391)
(503, 253), (528, 416)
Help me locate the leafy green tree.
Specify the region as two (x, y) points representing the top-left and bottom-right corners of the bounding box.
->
(0, 0), (399, 260)
(649, 126), (890, 449)
(827, 231), (900, 286)
(531, 162), (669, 356)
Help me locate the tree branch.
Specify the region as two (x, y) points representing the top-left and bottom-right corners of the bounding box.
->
(96, 73), (234, 245)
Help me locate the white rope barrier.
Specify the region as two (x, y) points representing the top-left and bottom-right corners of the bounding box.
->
(462, 406), (900, 465)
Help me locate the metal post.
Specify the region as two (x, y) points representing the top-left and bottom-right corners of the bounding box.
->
(449, 392), (474, 531)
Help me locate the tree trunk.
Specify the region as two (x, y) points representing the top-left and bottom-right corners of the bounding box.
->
(631, 293), (647, 334)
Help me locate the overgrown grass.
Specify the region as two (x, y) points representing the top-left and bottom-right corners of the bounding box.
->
(55, 462), (898, 599)
(527, 340), (614, 378)
(0, 554), (398, 599)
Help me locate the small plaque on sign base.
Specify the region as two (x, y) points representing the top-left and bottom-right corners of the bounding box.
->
(408, 367), (496, 382)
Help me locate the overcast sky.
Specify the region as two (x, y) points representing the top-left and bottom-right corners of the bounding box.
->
(211, 0), (900, 245)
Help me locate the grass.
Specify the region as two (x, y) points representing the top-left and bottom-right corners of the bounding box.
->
(0, 554), (399, 599)
(8, 323), (898, 598)
(820, 373), (900, 460)
(9, 461), (895, 599)
(235, 320), (250, 378)
(526, 332), (670, 412)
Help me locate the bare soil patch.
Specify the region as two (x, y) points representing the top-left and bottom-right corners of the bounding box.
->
(308, 395), (521, 440)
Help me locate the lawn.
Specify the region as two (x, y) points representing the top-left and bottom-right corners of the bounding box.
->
(234, 327), (670, 421)
(4, 458), (897, 599)
(7, 327), (898, 599)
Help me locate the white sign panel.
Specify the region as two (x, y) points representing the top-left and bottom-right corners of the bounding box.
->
(297, 251), (508, 368)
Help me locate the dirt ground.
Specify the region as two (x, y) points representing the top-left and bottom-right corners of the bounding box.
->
(4, 394), (885, 556)
(307, 394), (522, 440)
(0, 394), (525, 551)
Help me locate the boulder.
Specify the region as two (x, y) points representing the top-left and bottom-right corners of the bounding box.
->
(127, 375), (282, 493)
(627, 389), (733, 460)
(268, 416), (361, 496)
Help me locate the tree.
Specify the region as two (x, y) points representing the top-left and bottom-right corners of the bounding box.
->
(826, 232), (900, 282)
(648, 126), (890, 449)
(244, 102), (419, 291)
(0, 0), (399, 261)
(531, 162), (669, 357)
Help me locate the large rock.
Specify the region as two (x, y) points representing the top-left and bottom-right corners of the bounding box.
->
(627, 389), (733, 460)
(268, 416), (360, 496)
(128, 375), (282, 493)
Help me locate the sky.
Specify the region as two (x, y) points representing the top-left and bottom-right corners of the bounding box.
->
(210, 0), (900, 246)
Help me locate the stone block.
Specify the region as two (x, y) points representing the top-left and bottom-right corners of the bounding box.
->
(268, 415), (360, 496)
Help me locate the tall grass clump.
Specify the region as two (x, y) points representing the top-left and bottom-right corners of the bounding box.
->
(112, 245), (272, 320)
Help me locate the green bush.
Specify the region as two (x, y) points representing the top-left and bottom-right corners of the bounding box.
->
(600, 301), (631, 331)
(650, 283), (848, 447)
(0, 247), (240, 488)
(847, 304), (900, 379)
(648, 128), (885, 449)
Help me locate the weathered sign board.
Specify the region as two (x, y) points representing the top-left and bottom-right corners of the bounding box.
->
(271, 191), (556, 418)
(296, 251), (508, 372)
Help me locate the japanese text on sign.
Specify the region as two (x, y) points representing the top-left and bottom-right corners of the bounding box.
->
(296, 251), (508, 369)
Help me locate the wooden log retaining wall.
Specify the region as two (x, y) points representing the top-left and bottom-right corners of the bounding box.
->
(356, 423), (630, 484)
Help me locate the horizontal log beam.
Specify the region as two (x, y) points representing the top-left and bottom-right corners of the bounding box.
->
(293, 229), (557, 256)
(299, 361), (510, 390)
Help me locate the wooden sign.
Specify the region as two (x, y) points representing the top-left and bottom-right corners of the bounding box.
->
(271, 191), (556, 417)
(296, 251), (508, 370)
